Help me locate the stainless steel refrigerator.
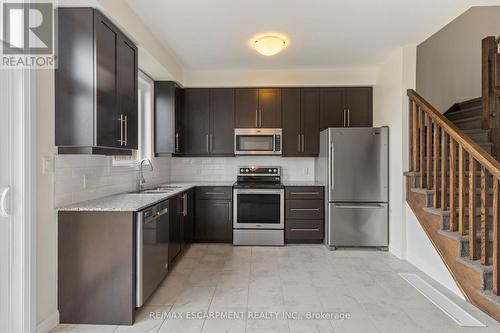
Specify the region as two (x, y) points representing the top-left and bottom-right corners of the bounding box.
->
(315, 127), (389, 249)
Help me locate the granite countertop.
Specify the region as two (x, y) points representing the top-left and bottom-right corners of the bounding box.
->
(57, 181), (235, 212)
(57, 180), (324, 212)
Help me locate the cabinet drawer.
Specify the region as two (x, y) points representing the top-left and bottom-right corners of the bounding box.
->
(286, 200), (324, 219)
(196, 187), (232, 200)
(286, 220), (324, 240)
(285, 187), (324, 200)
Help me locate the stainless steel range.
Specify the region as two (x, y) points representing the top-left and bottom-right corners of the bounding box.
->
(233, 166), (284, 246)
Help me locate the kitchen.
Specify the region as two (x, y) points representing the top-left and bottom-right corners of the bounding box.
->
(14, 1), (498, 333)
(53, 5), (388, 328)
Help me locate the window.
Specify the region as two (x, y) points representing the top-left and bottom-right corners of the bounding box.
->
(113, 70), (154, 166)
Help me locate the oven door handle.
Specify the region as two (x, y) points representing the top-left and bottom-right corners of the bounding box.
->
(235, 189), (283, 195)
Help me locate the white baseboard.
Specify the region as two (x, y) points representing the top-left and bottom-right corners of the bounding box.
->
(37, 310), (59, 333)
(389, 244), (405, 259)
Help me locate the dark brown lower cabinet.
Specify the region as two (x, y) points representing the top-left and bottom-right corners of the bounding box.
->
(195, 187), (233, 243)
(58, 211), (136, 325)
(285, 186), (325, 243)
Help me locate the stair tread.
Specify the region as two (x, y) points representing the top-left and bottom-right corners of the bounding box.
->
(446, 107), (482, 118)
(462, 129), (490, 134)
(456, 256), (492, 272)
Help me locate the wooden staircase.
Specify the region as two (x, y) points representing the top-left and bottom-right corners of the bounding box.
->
(405, 90), (500, 322)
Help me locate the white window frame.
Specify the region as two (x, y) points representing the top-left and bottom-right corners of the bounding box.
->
(112, 70), (154, 167)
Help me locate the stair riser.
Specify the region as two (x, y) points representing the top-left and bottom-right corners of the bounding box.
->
(460, 239), (493, 261)
(454, 118), (482, 130)
(466, 132), (490, 142)
(447, 109), (482, 121)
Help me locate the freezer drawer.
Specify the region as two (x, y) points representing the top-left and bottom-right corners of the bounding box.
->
(330, 202), (388, 247)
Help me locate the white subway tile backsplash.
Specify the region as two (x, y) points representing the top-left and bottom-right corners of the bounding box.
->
(54, 154), (313, 208)
(169, 156), (315, 182)
(54, 155), (171, 207)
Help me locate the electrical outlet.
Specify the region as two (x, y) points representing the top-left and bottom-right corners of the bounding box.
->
(82, 175), (87, 189)
(41, 156), (53, 175)
(303, 167), (309, 175)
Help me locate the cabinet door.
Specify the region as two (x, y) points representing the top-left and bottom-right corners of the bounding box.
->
(195, 200), (232, 243)
(282, 88), (301, 156)
(210, 89), (235, 155)
(117, 36), (138, 150)
(175, 88), (184, 154)
(301, 88), (320, 155)
(183, 89), (210, 155)
(235, 89), (259, 128)
(168, 196), (181, 264)
(259, 88), (281, 128)
(94, 12), (119, 148)
(319, 88), (344, 130)
(345, 87), (372, 127)
(183, 189), (194, 244)
(154, 82), (176, 156)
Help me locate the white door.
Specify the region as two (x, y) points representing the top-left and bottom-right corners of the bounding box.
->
(0, 67), (36, 332)
(0, 67), (13, 333)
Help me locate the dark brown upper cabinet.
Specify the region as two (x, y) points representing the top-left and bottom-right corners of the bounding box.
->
(181, 88), (235, 156)
(154, 81), (182, 156)
(282, 88), (320, 156)
(55, 8), (138, 155)
(235, 88), (281, 128)
(319, 87), (372, 130)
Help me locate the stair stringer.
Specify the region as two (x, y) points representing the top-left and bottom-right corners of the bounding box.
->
(405, 173), (500, 322)
(404, 201), (464, 299)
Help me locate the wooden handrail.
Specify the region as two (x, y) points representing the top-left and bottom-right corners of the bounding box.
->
(408, 89), (500, 179)
(408, 89), (500, 296)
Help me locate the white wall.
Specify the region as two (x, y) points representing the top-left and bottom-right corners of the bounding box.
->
(183, 67), (376, 87)
(170, 157), (314, 182)
(373, 45), (463, 298)
(416, 6), (500, 112)
(373, 48), (405, 258)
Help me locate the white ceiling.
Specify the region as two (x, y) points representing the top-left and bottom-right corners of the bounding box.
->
(125, 0), (482, 71)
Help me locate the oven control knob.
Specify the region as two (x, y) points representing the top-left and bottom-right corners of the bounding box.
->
(245, 169), (249, 172)
(240, 168), (244, 173)
(273, 169), (278, 173)
(268, 169), (272, 172)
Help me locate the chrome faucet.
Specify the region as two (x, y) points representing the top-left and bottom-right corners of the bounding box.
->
(137, 158), (153, 192)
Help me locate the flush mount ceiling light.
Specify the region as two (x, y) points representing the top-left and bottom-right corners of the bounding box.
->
(252, 35), (287, 56)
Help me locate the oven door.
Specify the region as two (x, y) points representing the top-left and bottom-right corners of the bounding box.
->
(233, 188), (284, 229)
(234, 128), (282, 155)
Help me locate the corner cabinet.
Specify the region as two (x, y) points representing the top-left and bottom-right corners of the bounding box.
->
(282, 88), (320, 156)
(154, 81), (183, 156)
(55, 8), (138, 155)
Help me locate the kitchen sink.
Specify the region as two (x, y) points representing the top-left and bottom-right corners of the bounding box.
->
(130, 185), (183, 194)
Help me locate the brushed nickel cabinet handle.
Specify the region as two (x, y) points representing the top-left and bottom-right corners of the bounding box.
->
(290, 208), (320, 211)
(175, 133), (179, 152)
(347, 108), (351, 127)
(124, 115), (128, 146)
(297, 134), (301, 153)
(117, 114), (124, 145)
(205, 192), (225, 195)
(206, 134), (209, 153)
(290, 192), (320, 195)
(255, 109), (258, 127)
(259, 109), (262, 127)
(301, 134), (305, 152)
(343, 109), (346, 127)
(210, 135), (213, 152)
(290, 228), (320, 232)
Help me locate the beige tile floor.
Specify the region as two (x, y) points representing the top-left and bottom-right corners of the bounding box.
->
(53, 244), (500, 333)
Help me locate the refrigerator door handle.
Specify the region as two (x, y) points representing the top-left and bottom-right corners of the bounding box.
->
(333, 204), (385, 209)
(329, 143), (334, 190)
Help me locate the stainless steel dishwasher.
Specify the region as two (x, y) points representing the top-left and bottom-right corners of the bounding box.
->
(136, 200), (169, 307)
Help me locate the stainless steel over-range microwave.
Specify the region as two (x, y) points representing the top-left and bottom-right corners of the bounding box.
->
(234, 128), (282, 155)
